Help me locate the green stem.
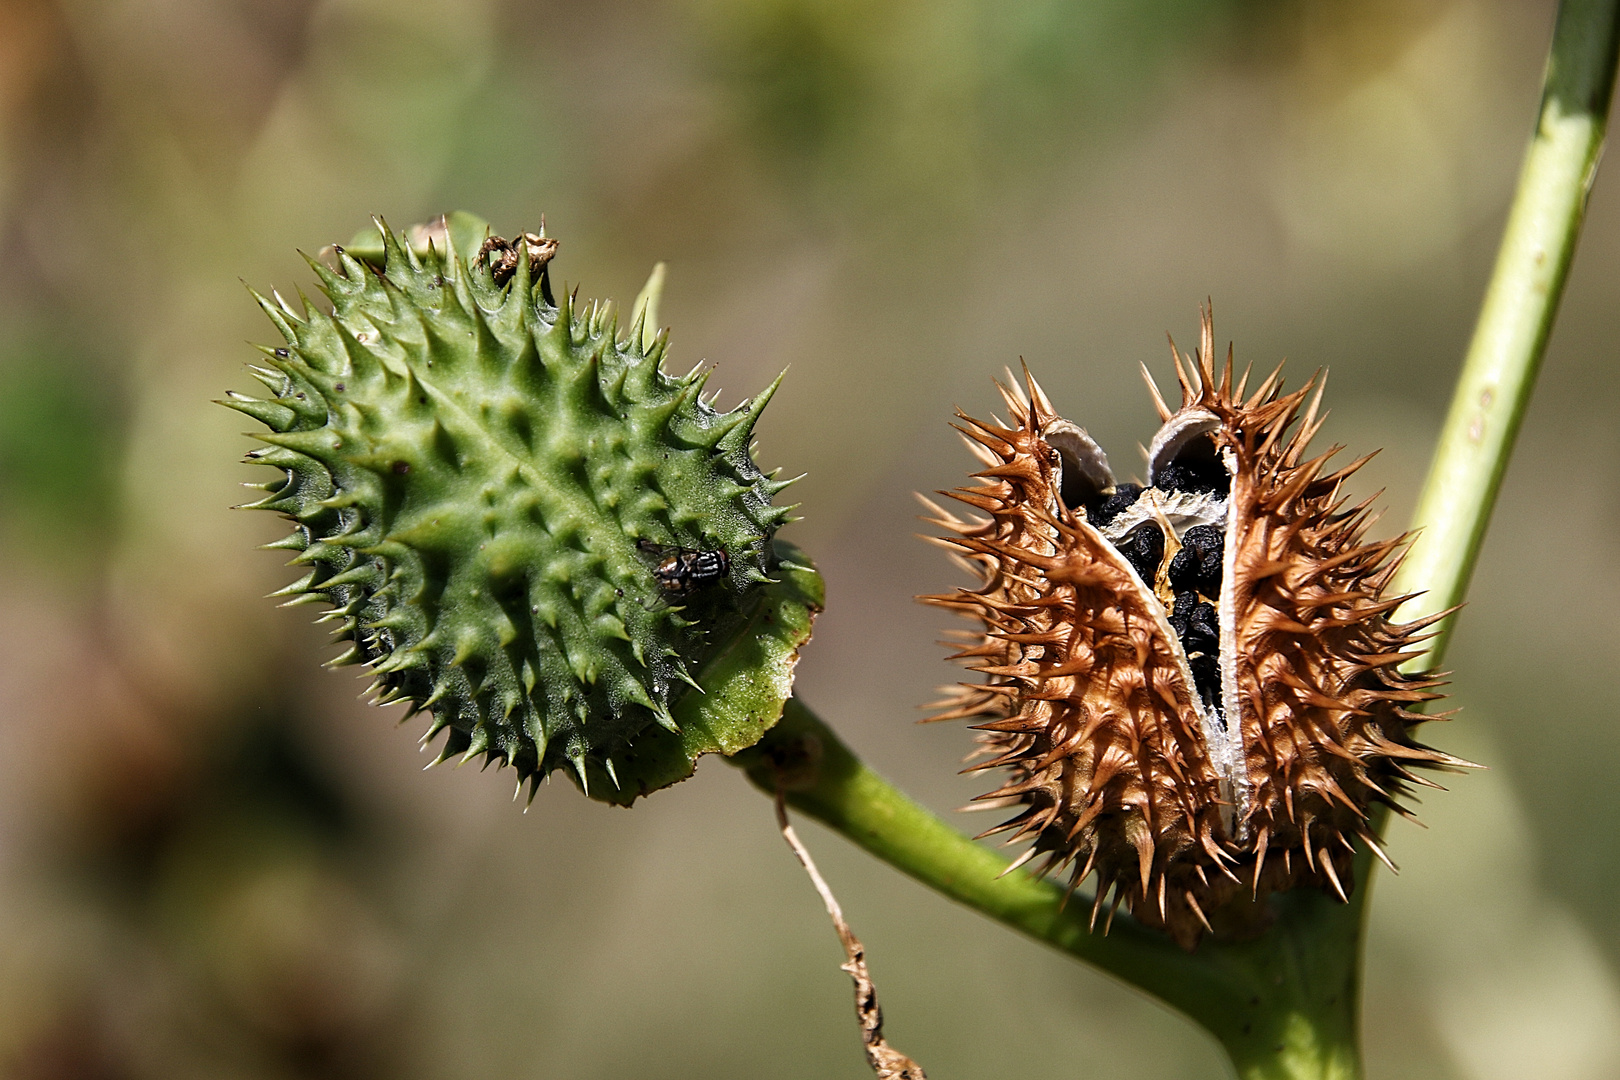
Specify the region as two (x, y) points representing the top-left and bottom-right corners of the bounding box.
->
(1346, 0), (1620, 1068)
(732, 701), (1362, 1080)
(731, 3), (1619, 1077)
(1392, 0), (1620, 666)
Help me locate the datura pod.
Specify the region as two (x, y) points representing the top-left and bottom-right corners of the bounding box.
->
(922, 311), (1467, 949)
(226, 215), (818, 807)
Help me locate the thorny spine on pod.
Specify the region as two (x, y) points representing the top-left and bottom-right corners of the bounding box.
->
(921, 308), (1473, 949)
(225, 215), (803, 805)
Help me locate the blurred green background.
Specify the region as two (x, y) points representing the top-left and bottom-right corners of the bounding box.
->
(0, 0), (1615, 1077)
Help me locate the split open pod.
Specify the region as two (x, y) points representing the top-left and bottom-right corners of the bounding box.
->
(922, 311), (1468, 949)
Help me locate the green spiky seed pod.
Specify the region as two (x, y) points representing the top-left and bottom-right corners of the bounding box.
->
(225, 215), (816, 804)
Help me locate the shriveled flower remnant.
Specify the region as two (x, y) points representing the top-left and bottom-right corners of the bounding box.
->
(922, 311), (1469, 948)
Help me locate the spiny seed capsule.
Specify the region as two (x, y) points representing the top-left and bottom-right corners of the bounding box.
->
(921, 308), (1470, 948)
(225, 216), (800, 804)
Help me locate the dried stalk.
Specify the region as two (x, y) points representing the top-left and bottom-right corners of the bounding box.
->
(774, 786), (927, 1080)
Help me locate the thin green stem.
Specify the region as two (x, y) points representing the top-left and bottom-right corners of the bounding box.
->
(733, 701), (1220, 1002)
(732, 701), (1361, 1080)
(1392, 0), (1620, 667)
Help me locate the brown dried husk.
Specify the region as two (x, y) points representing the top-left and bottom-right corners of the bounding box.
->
(921, 311), (1468, 949)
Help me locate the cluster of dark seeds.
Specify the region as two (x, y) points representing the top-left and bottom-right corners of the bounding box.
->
(1166, 525), (1224, 710)
(1084, 481), (1228, 716)
(1087, 482), (1144, 528)
(1154, 457), (1230, 497)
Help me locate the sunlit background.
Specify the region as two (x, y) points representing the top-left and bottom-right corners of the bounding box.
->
(0, 0), (1616, 1077)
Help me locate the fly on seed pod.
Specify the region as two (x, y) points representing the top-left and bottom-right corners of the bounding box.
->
(920, 308), (1469, 949)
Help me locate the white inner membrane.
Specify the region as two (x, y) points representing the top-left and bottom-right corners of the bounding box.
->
(1214, 447), (1251, 839)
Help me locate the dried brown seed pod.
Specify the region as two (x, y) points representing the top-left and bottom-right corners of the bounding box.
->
(921, 309), (1469, 949)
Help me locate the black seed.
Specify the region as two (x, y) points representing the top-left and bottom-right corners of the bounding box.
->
(1169, 524), (1224, 597)
(1170, 589), (1198, 637)
(1187, 600), (1219, 653)
(1189, 653), (1221, 706)
(1088, 483), (1143, 528)
(391, 460), (411, 475)
(1169, 548), (1194, 592)
(1119, 522), (1164, 584)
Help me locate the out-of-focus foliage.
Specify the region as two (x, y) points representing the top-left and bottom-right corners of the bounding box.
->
(0, 328), (121, 565)
(0, 1), (1616, 1078)
(696, 0), (1245, 209)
